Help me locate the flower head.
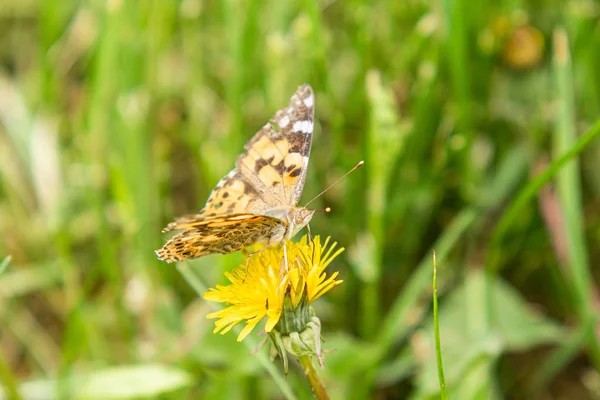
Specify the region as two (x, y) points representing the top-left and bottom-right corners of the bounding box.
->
(203, 235), (343, 342)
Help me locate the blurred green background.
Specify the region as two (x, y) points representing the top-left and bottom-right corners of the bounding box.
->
(2, 0), (600, 399)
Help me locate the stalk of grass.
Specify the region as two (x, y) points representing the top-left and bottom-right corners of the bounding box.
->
(0, 256), (9, 275)
(551, 27), (600, 370)
(2, 305), (60, 375)
(55, 5), (131, 394)
(0, 262), (63, 298)
(379, 146), (528, 350)
(302, 0), (328, 90)
(223, 0), (245, 153)
(363, 71), (405, 338)
(432, 250), (448, 400)
(553, 28), (593, 316)
(38, 1), (82, 310)
(179, 3), (211, 210)
(346, 147), (528, 397)
(378, 209), (475, 350)
(482, 32), (600, 388)
(176, 263), (298, 400)
(263, 2), (292, 100)
(0, 348), (21, 400)
(127, 0), (175, 278)
(127, 2), (169, 282)
(532, 321), (591, 393)
(0, 255), (19, 400)
(486, 119), (600, 272)
(483, 116), (600, 386)
(443, 0), (473, 187)
(84, 1), (121, 284)
(347, 209), (477, 398)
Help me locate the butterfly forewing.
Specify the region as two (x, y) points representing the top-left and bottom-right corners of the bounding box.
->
(202, 84), (314, 217)
(199, 170), (267, 217)
(238, 84), (315, 209)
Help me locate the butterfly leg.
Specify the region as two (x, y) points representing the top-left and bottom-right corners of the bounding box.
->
(306, 223), (313, 242)
(245, 246), (270, 268)
(280, 242), (289, 278)
(306, 224), (317, 263)
(241, 246), (271, 283)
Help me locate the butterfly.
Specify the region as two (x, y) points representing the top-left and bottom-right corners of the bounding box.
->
(156, 84), (316, 263)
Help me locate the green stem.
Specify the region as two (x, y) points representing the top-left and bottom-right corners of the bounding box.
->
(432, 251), (448, 400)
(0, 348), (21, 400)
(552, 28), (600, 370)
(177, 264), (297, 400)
(0, 256), (10, 275)
(360, 281), (379, 339)
(298, 355), (329, 400)
(486, 118), (600, 272)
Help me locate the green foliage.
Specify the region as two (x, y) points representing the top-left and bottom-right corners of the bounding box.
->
(414, 271), (565, 399)
(1, 0), (600, 398)
(0, 364), (192, 400)
(432, 252), (448, 400)
(0, 257), (10, 275)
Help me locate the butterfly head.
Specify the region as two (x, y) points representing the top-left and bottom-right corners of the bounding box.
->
(290, 207), (315, 236)
(292, 207), (315, 234)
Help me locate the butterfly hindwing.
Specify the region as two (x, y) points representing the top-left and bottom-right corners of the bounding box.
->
(156, 214), (285, 263)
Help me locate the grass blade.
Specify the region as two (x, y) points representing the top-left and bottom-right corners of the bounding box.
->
(487, 119), (600, 272)
(553, 28), (596, 317)
(0, 256), (10, 276)
(432, 250), (448, 400)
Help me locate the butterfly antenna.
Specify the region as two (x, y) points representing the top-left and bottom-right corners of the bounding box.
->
(304, 161), (364, 208)
(305, 208), (329, 240)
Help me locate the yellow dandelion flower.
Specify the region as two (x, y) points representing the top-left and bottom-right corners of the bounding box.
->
(203, 235), (344, 342)
(288, 235), (344, 308)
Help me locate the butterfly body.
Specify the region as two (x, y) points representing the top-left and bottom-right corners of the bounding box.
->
(263, 206), (315, 237)
(156, 84), (315, 263)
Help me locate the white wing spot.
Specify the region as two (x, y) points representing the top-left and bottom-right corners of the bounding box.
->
(293, 120), (313, 134)
(229, 214), (254, 220)
(279, 115), (290, 128)
(303, 94), (314, 108)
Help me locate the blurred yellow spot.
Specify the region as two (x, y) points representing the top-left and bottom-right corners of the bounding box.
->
(502, 26), (544, 70)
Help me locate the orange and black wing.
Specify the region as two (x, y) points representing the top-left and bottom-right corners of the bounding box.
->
(198, 84), (315, 218)
(155, 214), (285, 263)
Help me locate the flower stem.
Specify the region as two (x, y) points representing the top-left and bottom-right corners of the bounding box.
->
(298, 355), (329, 400)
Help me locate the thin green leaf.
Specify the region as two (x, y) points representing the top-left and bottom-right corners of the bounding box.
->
(0, 256), (10, 275)
(432, 251), (448, 400)
(487, 119), (600, 272)
(415, 271), (564, 397)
